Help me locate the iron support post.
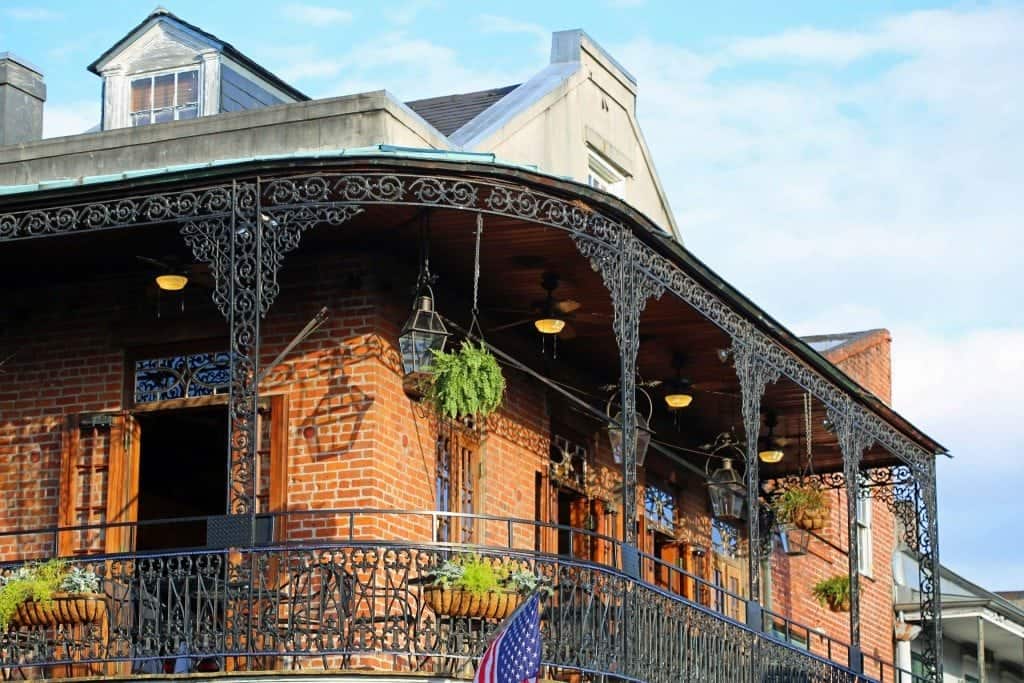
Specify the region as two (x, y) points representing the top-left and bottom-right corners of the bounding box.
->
(731, 336), (779, 610)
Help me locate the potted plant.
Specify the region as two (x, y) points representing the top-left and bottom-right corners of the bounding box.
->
(426, 341), (506, 420)
(772, 483), (829, 531)
(811, 575), (850, 613)
(423, 554), (549, 619)
(0, 560), (104, 629)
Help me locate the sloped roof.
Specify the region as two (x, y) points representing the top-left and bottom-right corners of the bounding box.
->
(406, 85), (519, 137)
(87, 7), (308, 102)
(802, 329), (886, 355)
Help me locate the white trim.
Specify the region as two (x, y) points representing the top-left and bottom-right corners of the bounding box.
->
(856, 491), (873, 577)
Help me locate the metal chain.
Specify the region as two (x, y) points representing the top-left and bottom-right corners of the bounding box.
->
(470, 213), (483, 339)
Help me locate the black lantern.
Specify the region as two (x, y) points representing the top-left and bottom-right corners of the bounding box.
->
(707, 458), (747, 521)
(399, 292), (449, 376)
(778, 523), (811, 556)
(607, 387), (654, 468)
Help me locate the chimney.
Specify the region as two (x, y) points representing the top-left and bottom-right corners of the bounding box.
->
(0, 53), (46, 146)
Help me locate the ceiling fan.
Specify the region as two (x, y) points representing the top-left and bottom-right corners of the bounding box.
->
(490, 271), (605, 340)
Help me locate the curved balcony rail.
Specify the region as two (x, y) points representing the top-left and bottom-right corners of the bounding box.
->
(1, 510), (882, 682)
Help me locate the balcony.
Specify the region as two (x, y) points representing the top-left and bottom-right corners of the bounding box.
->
(0, 510), (917, 683)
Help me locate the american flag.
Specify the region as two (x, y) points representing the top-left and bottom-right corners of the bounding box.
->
(474, 593), (542, 683)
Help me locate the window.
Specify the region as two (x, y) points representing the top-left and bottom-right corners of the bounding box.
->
(436, 422), (477, 543)
(856, 492), (873, 576)
(130, 69), (199, 126)
(587, 147), (626, 199)
(644, 483), (676, 536)
(134, 351), (230, 404)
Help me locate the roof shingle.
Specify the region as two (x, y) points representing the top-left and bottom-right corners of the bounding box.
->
(407, 85), (519, 136)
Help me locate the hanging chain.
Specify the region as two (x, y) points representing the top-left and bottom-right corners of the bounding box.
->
(469, 213), (484, 339)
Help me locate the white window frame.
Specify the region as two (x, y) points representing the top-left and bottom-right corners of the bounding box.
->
(129, 66), (202, 127)
(856, 492), (873, 577)
(587, 147), (626, 199)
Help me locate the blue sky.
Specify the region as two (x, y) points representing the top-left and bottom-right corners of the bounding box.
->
(3, 1), (1022, 590)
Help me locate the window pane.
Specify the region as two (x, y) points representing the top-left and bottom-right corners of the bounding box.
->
(153, 108), (174, 124)
(177, 70), (198, 105)
(177, 104), (198, 120)
(130, 78), (151, 113)
(153, 73), (175, 109)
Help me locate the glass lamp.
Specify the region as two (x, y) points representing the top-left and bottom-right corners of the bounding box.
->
(707, 458), (747, 521)
(398, 293), (449, 375)
(607, 387), (654, 468)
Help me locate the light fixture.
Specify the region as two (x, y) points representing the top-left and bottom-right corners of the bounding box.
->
(534, 317), (566, 335)
(398, 292), (449, 376)
(758, 412), (784, 464)
(706, 457), (747, 521)
(606, 386), (654, 468)
(778, 523), (811, 556)
(664, 352), (694, 410)
(155, 273), (188, 291)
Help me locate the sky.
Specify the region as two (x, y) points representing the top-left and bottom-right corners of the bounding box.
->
(2, 1), (1022, 590)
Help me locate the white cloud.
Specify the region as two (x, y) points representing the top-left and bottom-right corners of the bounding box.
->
(4, 7), (63, 21)
(385, 0), (441, 26)
(476, 14), (549, 59)
(282, 3), (353, 27)
(43, 101), (99, 139)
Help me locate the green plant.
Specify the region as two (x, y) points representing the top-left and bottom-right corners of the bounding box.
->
(427, 341), (505, 420)
(772, 484), (828, 525)
(0, 560), (100, 629)
(811, 575), (850, 610)
(428, 555), (551, 597)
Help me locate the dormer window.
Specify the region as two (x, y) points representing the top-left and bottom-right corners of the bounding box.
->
(130, 69), (199, 126)
(587, 146), (626, 199)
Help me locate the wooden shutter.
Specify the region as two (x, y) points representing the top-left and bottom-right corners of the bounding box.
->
(58, 413), (139, 557)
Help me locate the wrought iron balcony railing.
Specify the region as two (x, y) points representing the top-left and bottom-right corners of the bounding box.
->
(0, 510), (908, 682)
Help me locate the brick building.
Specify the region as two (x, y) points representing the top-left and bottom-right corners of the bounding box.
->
(0, 9), (947, 683)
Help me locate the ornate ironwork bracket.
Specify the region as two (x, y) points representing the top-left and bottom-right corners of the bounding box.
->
(180, 179), (363, 518)
(731, 335), (780, 604)
(572, 229), (664, 549)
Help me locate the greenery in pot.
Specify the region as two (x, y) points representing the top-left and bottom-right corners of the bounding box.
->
(772, 483), (829, 531)
(811, 575), (850, 612)
(427, 341), (506, 420)
(428, 554), (551, 597)
(0, 560), (100, 629)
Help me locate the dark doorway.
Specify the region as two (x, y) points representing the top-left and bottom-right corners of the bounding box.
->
(135, 406), (228, 550)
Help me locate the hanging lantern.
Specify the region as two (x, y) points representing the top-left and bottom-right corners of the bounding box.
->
(777, 523), (811, 556)
(706, 458), (747, 521)
(607, 387), (654, 468)
(399, 293), (449, 375)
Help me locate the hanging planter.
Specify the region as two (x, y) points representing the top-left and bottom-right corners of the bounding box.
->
(426, 341), (505, 421)
(811, 575), (850, 613)
(423, 555), (548, 619)
(772, 483), (830, 532)
(11, 592), (107, 628)
(0, 560), (104, 630)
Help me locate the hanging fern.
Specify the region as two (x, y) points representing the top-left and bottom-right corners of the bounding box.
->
(427, 341), (505, 420)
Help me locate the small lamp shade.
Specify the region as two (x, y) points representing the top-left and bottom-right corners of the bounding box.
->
(758, 448), (784, 463)
(398, 294), (449, 375)
(707, 458), (747, 521)
(664, 392), (693, 409)
(534, 318), (566, 335)
(155, 273), (188, 291)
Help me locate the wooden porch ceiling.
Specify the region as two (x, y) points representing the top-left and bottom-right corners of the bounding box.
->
(0, 201), (907, 478)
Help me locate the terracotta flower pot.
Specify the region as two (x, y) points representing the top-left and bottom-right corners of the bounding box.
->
(794, 509), (829, 531)
(10, 593), (107, 628)
(424, 586), (523, 619)
(826, 596), (851, 613)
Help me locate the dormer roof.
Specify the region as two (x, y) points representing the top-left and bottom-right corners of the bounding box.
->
(87, 6), (308, 102)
